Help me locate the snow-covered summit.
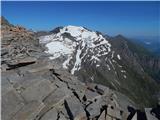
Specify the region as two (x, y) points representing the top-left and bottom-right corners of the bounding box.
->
(60, 25), (98, 40)
(39, 25), (112, 74)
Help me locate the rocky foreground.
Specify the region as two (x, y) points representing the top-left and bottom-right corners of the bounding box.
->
(1, 17), (159, 120)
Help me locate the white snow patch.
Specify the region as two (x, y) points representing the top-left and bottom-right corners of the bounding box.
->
(71, 48), (82, 74)
(91, 56), (100, 61)
(111, 51), (115, 59)
(96, 64), (100, 67)
(118, 64), (122, 68)
(117, 54), (121, 60)
(112, 59), (116, 63)
(46, 41), (74, 59)
(91, 76), (94, 81)
(108, 59), (115, 70)
(106, 64), (111, 70)
(63, 55), (72, 69)
(121, 70), (126, 73)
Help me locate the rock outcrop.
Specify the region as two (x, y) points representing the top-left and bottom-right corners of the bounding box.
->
(2, 58), (134, 120)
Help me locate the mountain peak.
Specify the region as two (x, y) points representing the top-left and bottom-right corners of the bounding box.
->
(115, 34), (126, 40)
(39, 25), (111, 74)
(59, 25), (97, 40)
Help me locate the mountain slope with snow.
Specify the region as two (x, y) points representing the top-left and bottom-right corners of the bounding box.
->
(39, 25), (159, 108)
(40, 25), (111, 74)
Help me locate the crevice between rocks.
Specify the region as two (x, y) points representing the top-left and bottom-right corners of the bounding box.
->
(36, 106), (55, 120)
(64, 100), (74, 120)
(6, 61), (36, 70)
(50, 69), (82, 103)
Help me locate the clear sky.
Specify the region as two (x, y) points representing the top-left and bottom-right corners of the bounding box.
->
(1, 1), (160, 38)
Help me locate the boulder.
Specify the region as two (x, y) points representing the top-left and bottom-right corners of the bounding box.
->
(106, 104), (122, 120)
(86, 101), (101, 118)
(95, 84), (110, 95)
(64, 96), (87, 120)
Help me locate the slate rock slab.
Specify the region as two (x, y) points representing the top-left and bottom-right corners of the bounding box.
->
(64, 96), (87, 120)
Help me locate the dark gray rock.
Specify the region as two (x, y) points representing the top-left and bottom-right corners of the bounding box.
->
(64, 96), (87, 120)
(86, 101), (101, 118)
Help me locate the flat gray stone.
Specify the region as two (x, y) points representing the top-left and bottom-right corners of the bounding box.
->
(12, 101), (44, 120)
(17, 61), (53, 74)
(43, 87), (71, 107)
(21, 79), (55, 102)
(40, 108), (58, 120)
(2, 90), (24, 120)
(12, 73), (47, 92)
(9, 57), (37, 65)
(27, 62), (53, 73)
(85, 89), (100, 101)
(1, 78), (13, 96)
(2, 70), (20, 83)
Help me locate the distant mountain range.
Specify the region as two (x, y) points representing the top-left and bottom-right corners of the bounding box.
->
(129, 36), (160, 56)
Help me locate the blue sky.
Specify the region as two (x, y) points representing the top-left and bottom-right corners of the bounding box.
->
(2, 1), (160, 38)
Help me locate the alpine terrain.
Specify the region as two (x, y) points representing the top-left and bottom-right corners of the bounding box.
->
(1, 17), (160, 120)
